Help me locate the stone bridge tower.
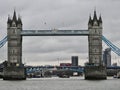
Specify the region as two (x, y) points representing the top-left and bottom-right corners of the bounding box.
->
(7, 11), (22, 65)
(3, 11), (26, 80)
(88, 10), (102, 65)
(85, 10), (107, 80)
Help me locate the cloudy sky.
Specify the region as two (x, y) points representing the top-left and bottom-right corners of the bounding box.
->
(0, 0), (120, 66)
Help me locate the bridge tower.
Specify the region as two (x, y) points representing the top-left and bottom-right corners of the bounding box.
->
(88, 10), (102, 65)
(3, 11), (26, 80)
(85, 10), (107, 80)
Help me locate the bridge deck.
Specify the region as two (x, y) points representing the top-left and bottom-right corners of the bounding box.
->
(21, 30), (89, 36)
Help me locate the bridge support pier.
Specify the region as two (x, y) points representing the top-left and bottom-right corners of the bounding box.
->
(3, 65), (26, 80)
(84, 65), (107, 80)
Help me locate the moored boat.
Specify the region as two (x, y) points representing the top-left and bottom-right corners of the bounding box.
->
(58, 74), (70, 78)
(117, 72), (120, 78)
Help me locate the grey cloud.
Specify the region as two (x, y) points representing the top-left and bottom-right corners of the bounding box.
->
(23, 36), (88, 54)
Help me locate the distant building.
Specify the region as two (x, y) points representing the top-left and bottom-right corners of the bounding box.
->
(112, 63), (117, 66)
(60, 63), (71, 67)
(103, 48), (111, 67)
(71, 56), (78, 66)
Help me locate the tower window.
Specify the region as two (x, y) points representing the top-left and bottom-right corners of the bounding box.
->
(12, 29), (17, 34)
(95, 29), (97, 33)
(12, 21), (16, 27)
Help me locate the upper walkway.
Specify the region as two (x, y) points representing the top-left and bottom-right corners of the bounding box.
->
(21, 30), (89, 36)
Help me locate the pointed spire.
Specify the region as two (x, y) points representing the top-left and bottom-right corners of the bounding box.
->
(12, 10), (17, 21)
(18, 15), (22, 25)
(88, 14), (92, 25)
(7, 15), (12, 24)
(99, 15), (102, 23)
(93, 10), (97, 20)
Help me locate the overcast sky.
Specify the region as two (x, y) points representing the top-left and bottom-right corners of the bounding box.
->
(0, 0), (120, 66)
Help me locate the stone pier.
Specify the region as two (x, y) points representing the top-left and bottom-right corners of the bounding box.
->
(3, 65), (26, 80)
(84, 65), (107, 80)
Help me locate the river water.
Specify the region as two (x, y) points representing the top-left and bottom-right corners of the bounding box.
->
(0, 77), (119, 90)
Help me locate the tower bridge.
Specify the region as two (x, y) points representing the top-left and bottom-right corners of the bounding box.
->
(1, 10), (108, 80)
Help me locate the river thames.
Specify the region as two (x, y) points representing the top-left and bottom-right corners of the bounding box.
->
(0, 77), (119, 90)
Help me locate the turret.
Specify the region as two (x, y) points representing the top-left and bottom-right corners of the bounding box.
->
(98, 15), (102, 27)
(93, 10), (97, 21)
(17, 16), (22, 28)
(12, 10), (17, 22)
(7, 10), (22, 27)
(88, 10), (102, 27)
(7, 15), (12, 28)
(88, 15), (92, 28)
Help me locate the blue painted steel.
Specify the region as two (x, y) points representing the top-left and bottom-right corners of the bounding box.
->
(102, 38), (120, 55)
(107, 66), (120, 69)
(26, 66), (84, 73)
(102, 36), (120, 56)
(0, 36), (7, 48)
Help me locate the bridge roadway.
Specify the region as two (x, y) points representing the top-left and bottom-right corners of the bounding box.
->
(21, 30), (89, 36)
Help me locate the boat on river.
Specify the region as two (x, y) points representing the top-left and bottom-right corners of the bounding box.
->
(117, 72), (120, 78)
